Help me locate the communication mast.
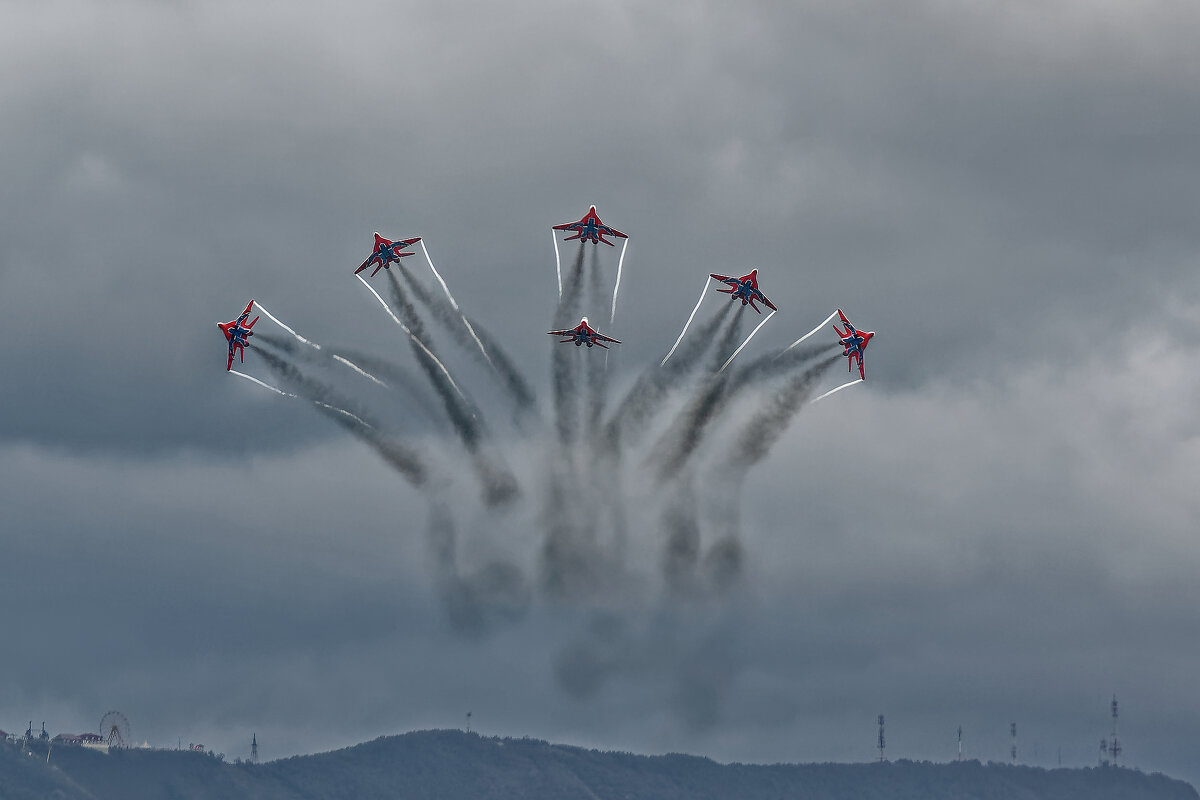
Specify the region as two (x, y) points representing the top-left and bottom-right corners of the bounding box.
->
(251, 733), (258, 765)
(957, 726), (963, 761)
(1109, 696), (1121, 766)
(1010, 723), (1017, 763)
(877, 715), (886, 762)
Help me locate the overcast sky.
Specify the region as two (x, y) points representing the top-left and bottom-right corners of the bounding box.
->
(3, 0), (1200, 787)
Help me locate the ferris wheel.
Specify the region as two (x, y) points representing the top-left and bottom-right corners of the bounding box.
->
(99, 711), (131, 748)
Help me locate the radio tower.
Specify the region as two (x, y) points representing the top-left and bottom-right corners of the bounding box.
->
(1010, 723), (1017, 763)
(251, 733), (258, 765)
(877, 715), (886, 762)
(957, 726), (963, 761)
(1109, 695), (1121, 766)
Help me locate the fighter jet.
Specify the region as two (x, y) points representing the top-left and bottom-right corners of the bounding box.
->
(832, 308), (874, 380)
(218, 301), (259, 371)
(552, 206), (628, 246)
(708, 269), (778, 314)
(547, 316), (621, 348)
(355, 232), (422, 277)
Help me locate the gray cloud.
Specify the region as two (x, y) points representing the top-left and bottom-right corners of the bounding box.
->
(2, 0), (1200, 789)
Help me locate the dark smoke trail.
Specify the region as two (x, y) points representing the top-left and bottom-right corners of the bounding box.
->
(398, 262), (537, 414)
(664, 301), (736, 378)
(651, 335), (836, 480)
(254, 348), (427, 486)
(473, 450), (521, 507)
(460, 322), (538, 418)
(602, 302), (736, 453)
(386, 269), (483, 450)
(702, 536), (744, 595)
(588, 244), (602, 307)
(539, 461), (613, 601)
(651, 373), (731, 480)
(257, 332), (443, 427)
(584, 248), (610, 445)
(550, 247), (587, 448)
(426, 501), (531, 636)
(327, 349), (444, 428)
(553, 246), (587, 327)
(253, 332), (300, 355)
(730, 341), (839, 387)
(551, 336), (580, 446)
(386, 268), (432, 343)
(659, 475), (744, 597)
(710, 304), (748, 371)
(647, 310), (747, 478)
(586, 349), (608, 444)
(661, 476), (701, 596)
(727, 354), (841, 471)
(384, 270), (521, 506)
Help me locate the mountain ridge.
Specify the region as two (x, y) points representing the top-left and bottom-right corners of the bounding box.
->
(3, 728), (1194, 800)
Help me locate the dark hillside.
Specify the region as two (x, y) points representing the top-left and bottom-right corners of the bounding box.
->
(2, 730), (1195, 800)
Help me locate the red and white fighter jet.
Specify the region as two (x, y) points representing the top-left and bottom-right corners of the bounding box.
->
(547, 317), (622, 348)
(552, 206), (628, 246)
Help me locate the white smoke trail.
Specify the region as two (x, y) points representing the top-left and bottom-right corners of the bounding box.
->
(553, 230), (563, 299)
(610, 237), (629, 325)
(313, 401), (373, 429)
(229, 369), (295, 397)
(233, 365), (372, 430)
(418, 240), (495, 369)
(660, 278), (710, 367)
(252, 302), (321, 350)
(357, 272), (411, 331)
(421, 239), (460, 312)
(356, 274), (472, 407)
(810, 377), (862, 404)
(781, 310), (839, 355)
(719, 309), (776, 373)
(332, 355), (389, 388)
(460, 319), (495, 371)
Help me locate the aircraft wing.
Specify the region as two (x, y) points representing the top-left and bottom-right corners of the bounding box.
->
(596, 226), (627, 245)
(594, 332), (621, 344)
(547, 328), (576, 337)
(226, 348), (235, 371)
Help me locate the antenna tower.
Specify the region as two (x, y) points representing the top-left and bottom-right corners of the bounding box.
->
(1010, 723), (1017, 763)
(251, 733), (258, 765)
(877, 715), (886, 762)
(1109, 695), (1121, 766)
(957, 726), (962, 761)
